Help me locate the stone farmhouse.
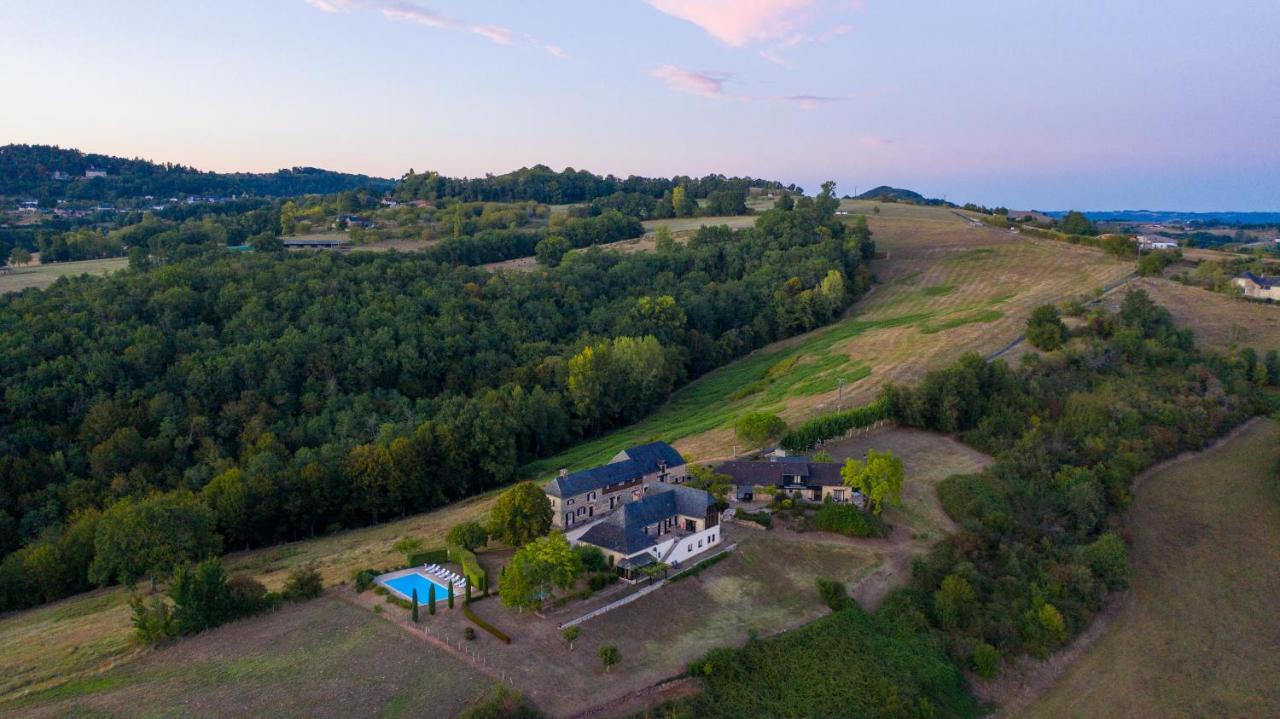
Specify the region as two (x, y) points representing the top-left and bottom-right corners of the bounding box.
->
(545, 441), (690, 530)
(575, 483), (721, 581)
(1233, 272), (1280, 301)
(715, 455), (865, 507)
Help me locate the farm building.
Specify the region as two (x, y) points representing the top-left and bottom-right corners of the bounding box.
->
(715, 455), (865, 507)
(283, 238), (348, 251)
(1232, 273), (1280, 300)
(545, 441), (690, 530)
(573, 483), (721, 581)
(1137, 235), (1178, 251)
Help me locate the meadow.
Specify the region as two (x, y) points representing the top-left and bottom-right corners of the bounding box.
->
(0, 257), (128, 294)
(1010, 419), (1280, 718)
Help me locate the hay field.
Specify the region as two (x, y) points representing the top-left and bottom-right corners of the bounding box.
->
(0, 257), (128, 294)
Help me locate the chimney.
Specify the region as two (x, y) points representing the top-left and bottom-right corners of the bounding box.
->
(559, 468), (568, 477)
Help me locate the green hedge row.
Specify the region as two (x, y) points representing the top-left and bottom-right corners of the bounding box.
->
(733, 509), (772, 529)
(779, 400), (887, 451)
(812, 503), (885, 538)
(449, 545), (488, 594)
(407, 548), (449, 565)
(462, 603), (510, 643)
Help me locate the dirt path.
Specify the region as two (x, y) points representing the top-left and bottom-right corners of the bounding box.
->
(971, 415), (1270, 717)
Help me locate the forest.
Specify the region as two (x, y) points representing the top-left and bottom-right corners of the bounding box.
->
(0, 187), (872, 611)
(0, 145), (395, 201)
(393, 164), (795, 206)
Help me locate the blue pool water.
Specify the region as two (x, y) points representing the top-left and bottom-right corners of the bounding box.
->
(383, 572), (452, 605)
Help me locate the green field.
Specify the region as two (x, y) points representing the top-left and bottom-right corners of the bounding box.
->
(1014, 419), (1280, 718)
(5, 597), (494, 719)
(0, 257), (128, 294)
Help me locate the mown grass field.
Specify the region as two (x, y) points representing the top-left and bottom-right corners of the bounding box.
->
(0, 257), (128, 294)
(1016, 419), (1280, 718)
(1126, 276), (1280, 353)
(6, 597), (494, 719)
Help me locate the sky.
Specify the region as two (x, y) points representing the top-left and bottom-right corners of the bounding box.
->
(2, 0), (1278, 211)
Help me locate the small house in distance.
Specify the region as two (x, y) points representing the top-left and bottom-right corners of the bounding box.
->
(1232, 272), (1280, 300)
(545, 441), (690, 530)
(1136, 235), (1178, 251)
(283, 237), (348, 251)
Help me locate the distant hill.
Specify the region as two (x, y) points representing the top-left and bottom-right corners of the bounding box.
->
(852, 186), (950, 206)
(0, 144), (395, 201)
(1045, 209), (1280, 226)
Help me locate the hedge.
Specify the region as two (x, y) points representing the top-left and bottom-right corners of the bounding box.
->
(812, 503), (885, 538)
(779, 400), (887, 451)
(462, 603), (511, 643)
(733, 509), (772, 529)
(407, 547), (449, 566)
(449, 544), (488, 593)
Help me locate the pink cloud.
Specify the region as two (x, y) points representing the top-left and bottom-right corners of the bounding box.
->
(647, 0), (814, 47)
(650, 65), (731, 97)
(307, 0), (552, 50)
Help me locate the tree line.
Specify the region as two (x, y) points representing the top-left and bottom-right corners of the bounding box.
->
(394, 164), (796, 205)
(0, 185), (871, 611)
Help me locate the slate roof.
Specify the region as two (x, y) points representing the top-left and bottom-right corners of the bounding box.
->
(546, 441), (684, 498)
(577, 484), (713, 555)
(1240, 272), (1279, 288)
(714, 460), (844, 488)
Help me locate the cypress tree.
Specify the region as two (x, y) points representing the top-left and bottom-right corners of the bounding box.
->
(448, 582), (455, 609)
(428, 584), (436, 615)
(465, 581), (472, 604)
(411, 587), (419, 622)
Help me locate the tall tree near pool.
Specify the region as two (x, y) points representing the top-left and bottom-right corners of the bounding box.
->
(411, 587), (419, 622)
(489, 481), (553, 547)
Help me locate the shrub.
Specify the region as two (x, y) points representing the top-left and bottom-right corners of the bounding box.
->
(458, 686), (544, 719)
(670, 551), (730, 582)
(352, 569), (377, 593)
(129, 594), (176, 645)
(282, 563), (324, 601)
(815, 578), (849, 612)
(227, 575), (269, 615)
(1077, 533), (1129, 590)
(734, 509), (772, 529)
(464, 626), (476, 641)
(972, 642), (999, 678)
(812, 504), (885, 538)
(446, 521), (490, 552)
(588, 574), (608, 591)
(463, 603), (511, 643)
(574, 545), (607, 573)
(598, 644), (621, 672)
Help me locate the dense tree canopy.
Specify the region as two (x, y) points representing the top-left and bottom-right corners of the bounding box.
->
(0, 191), (870, 611)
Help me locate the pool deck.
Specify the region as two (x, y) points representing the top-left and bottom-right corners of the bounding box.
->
(375, 567), (465, 606)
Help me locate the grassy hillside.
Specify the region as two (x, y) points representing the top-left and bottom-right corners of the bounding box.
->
(530, 201), (1132, 470)
(1015, 419), (1280, 718)
(0, 201), (1130, 710)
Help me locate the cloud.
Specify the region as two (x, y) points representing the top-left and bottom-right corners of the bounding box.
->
(780, 94), (850, 109)
(306, 0), (556, 51)
(648, 0), (858, 66)
(649, 65), (731, 97)
(647, 0), (814, 47)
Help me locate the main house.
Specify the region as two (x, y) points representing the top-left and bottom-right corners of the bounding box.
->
(545, 441), (690, 530)
(714, 455), (864, 507)
(575, 483), (721, 581)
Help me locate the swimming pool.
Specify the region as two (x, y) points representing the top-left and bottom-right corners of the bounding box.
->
(382, 572), (453, 605)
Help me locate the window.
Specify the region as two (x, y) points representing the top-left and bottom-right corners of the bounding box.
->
(588, 491), (596, 501)
(576, 507), (585, 516)
(687, 544), (693, 552)
(567, 498), (575, 506)
(697, 539), (702, 548)
(565, 513), (572, 525)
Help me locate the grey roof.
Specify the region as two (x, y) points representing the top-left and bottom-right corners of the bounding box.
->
(546, 441), (685, 498)
(1240, 272), (1279, 288)
(714, 460), (844, 488)
(577, 484), (712, 555)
